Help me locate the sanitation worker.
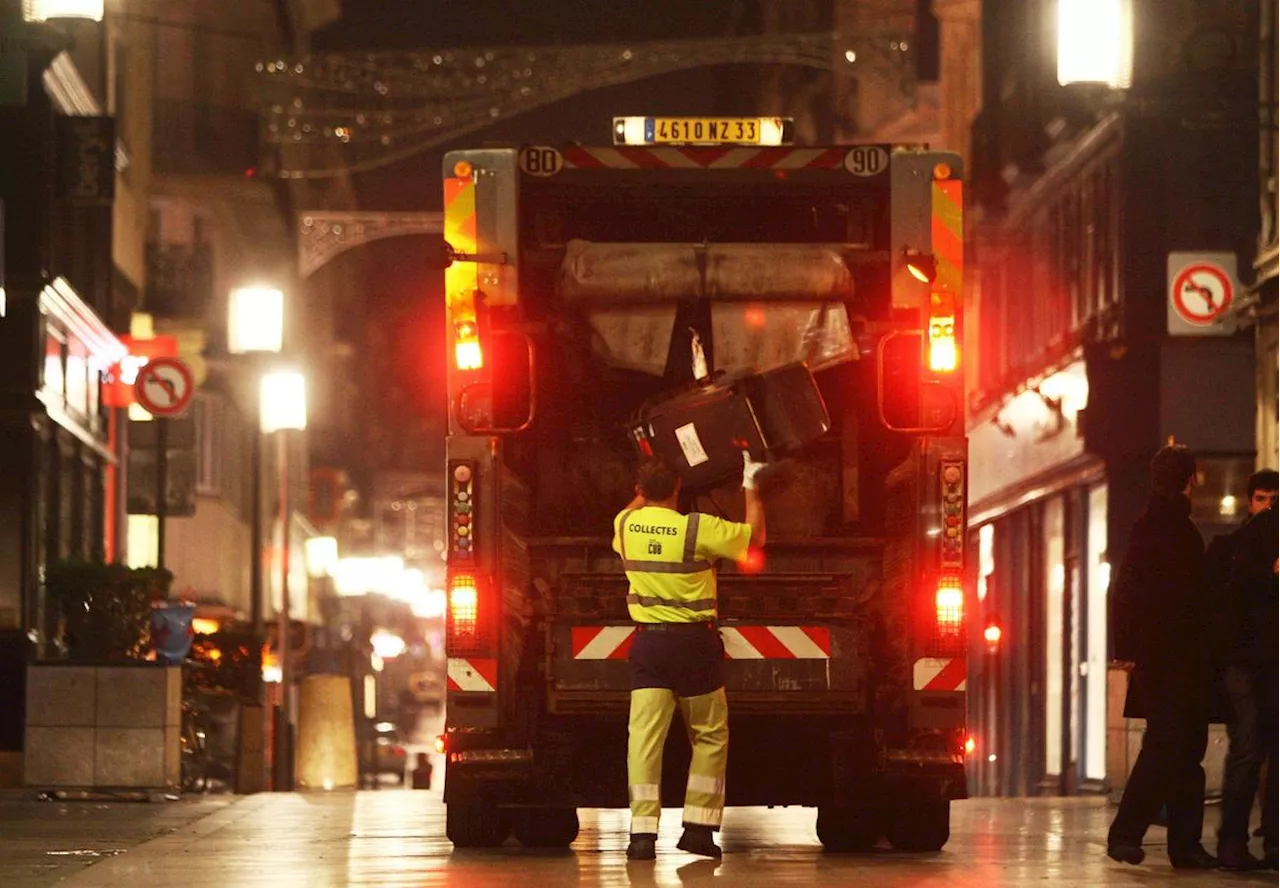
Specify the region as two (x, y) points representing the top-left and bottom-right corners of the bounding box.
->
(614, 452), (766, 861)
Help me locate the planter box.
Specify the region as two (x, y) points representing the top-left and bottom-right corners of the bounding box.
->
(24, 663), (181, 791)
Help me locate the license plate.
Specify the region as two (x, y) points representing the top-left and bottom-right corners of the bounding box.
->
(655, 117), (757, 144)
(614, 116), (790, 146)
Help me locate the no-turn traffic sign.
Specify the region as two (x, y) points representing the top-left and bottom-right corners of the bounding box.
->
(134, 357), (195, 417)
(1167, 252), (1238, 337)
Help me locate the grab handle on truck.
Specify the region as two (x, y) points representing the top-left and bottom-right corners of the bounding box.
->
(456, 332), (537, 435)
(876, 330), (959, 434)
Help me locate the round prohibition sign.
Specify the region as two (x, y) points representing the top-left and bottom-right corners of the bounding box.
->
(1172, 262), (1233, 326)
(134, 357), (195, 417)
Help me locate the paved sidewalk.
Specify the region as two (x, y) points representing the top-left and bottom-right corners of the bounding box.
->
(0, 792), (232, 887)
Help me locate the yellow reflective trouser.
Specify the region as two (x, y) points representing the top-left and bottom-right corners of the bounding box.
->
(627, 686), (729, 835)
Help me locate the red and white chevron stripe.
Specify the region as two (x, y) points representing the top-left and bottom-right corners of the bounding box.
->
(570, 626), (832, 660)
(559, 144), (849, 171)
(913, 657), (967, 691)
(447, 657), (498, 692)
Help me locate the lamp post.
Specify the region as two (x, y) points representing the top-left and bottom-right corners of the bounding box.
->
(227, 286), (284, 792)
(227, 285), (284, 668)
(261, 368), (306, 792)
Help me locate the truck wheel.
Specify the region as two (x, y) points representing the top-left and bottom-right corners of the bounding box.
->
(446, 803), (510, 848)
(816, 806), (881, 852)
(513, 808), (580, 848)
(885, 800), (950, 852)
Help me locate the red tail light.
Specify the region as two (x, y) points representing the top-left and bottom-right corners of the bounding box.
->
(964, 735), (977, 756)
(935, 574), (963, 638)
(928, 292), (958, 373)
(454, 324), (484, 371)
(447, 573), (479, 651)
(451, 291), (484, 371)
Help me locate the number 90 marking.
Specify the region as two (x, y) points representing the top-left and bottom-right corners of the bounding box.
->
(844, 146), (889, 177)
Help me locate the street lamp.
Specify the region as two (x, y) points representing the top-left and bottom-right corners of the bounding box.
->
(1057, 0), (1133, 89)
(22, 0), (104, 22)
(261, 369), (305, 791)
(228, 286), (285, 355)
(227, 286), (287, 792)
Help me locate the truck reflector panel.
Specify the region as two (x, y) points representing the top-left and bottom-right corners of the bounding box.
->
(913, 657), (967, 691)
(570, 625), (832, 660)
(447, 657), (497, 692)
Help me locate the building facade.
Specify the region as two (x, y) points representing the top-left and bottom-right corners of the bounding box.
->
(1241, 0), (1277, 469)
(965, 0), (1261, 795)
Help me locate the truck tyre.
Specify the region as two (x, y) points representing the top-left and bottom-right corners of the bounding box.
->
(885, 800), (950, 852)
(446, 803), (510, 848)
(816, 805), (881, 852)
(513, 808), (580, 848)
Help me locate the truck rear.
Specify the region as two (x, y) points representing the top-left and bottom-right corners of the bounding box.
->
(438, 124), (969, 852)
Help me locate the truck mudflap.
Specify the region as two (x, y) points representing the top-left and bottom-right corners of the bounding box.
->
(547, 622), (867, 713)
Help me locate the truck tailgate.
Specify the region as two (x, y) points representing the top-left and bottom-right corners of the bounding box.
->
(546, 571), (871, 713)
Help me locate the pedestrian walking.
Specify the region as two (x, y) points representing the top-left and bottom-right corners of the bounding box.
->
(614, 453), (766, 861)
(1107, 444), (1218, 869)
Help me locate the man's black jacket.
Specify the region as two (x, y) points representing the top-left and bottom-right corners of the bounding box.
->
(1206, 527), (1241, 667)
(1111, 492), (1212, 719)
(1230, 506), (1278, 683)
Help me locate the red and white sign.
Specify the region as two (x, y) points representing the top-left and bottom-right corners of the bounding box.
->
(570, 625), (832, 660)
(1171, 262), (1233, 326)
(447, 657), (497, 692)
(104, 334), (179, 408)
(913, 657), (967, 691)
(133, 357), (195, 417)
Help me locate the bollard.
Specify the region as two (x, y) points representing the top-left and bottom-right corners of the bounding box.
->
(295, 675), (358, 790)
(411, 752), (433, 789)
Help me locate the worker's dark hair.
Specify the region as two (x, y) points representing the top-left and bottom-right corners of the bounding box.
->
(635, 457), (680, 501)
(1150, 444), (1197, 497)
(1248, 468), (1279, 496)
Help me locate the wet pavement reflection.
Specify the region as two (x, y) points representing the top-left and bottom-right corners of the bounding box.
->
(18, 790), (1269, 887)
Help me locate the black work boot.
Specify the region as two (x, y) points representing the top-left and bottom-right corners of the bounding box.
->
(1106, 842), (1145, 865)
(1217, 840), (1262, 871)
(1168, 844), (1218, 869)
(626, 833), (657, 861)
(677, 824), (722, 858)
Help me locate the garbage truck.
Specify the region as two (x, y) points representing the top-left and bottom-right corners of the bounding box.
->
(437, 118), (970, 852)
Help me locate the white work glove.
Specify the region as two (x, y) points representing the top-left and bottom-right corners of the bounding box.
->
(741, 451), (766, 491)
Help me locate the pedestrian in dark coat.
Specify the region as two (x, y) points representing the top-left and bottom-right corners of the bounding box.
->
(1107, 445), (1218, 869)
(1211, 469), (1277, 870)
(1228, 501), (1278, 869)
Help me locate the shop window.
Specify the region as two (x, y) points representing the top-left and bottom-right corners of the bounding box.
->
(126, 515), (158, 569)
(1192, 456), (1260, 533)
(1084, 483), (1108, 783)
(1044, 495), (1065, 778)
